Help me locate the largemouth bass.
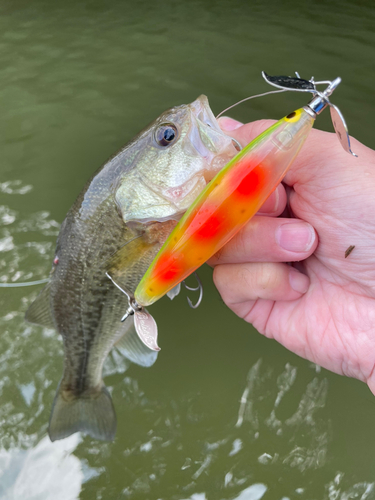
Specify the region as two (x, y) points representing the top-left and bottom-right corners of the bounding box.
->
(25, 95), (238, 442)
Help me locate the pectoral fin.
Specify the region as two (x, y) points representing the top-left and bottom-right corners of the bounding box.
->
(167, 283), (181, 300)
(25, 282), (55, 329)
(115, 317), (158, 367)
(106, 221), (177, 296)
(106, 236), (160, 297)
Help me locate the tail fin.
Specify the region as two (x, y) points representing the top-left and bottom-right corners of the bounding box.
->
(48, 382), (117, 442)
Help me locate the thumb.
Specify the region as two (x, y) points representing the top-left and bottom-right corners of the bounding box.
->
(218, 117), (276, 148)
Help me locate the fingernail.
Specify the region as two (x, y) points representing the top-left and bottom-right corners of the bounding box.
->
(289, 268), (310, 293)
(217, 116), (243, 131)
(275, 222), (315, 253)
(257, 187), (279, 215)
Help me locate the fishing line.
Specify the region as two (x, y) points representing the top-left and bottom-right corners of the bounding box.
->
(0, 278), (50, 287)
(216, 89), (287, 119)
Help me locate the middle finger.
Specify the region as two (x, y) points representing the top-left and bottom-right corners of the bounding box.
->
(208, 216), (317, 266)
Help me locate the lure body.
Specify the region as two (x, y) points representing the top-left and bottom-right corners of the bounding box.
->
(135, 107), (315, 306)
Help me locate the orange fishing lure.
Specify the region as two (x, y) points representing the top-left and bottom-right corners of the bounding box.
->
(135, 73), (356, 309)
(135, 109), (314, 306)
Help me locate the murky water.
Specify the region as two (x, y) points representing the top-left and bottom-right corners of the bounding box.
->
(1, 0), (375, 498)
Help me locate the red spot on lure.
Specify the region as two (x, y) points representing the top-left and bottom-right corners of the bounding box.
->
(153, 252), (183, 283)
(231, 163), (266, 198)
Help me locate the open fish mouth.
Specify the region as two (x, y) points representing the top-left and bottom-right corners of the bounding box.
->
(190, 94), (223, 132)
(186, 94), (241, 180)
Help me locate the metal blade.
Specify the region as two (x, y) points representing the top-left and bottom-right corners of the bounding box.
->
(134, 309), (160, 351)
(330, 104), (358, 157)
(262, 71), (315, 92)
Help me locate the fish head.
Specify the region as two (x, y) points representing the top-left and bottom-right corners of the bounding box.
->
(115, 95), (239, 223)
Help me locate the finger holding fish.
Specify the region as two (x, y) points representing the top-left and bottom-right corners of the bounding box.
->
(208, 216), (317, 266)
(256, 183), (287, 216)
(218, 116), (275, 148)
(213, 261), (310, 308)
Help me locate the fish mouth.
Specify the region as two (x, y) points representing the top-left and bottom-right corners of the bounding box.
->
(187, 95), (239, 180)
(190, 94), (223, 133)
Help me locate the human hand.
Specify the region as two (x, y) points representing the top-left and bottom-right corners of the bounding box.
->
(210, 116), (375, 394)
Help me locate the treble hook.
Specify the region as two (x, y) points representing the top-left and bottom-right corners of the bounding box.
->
(182, 272), (203, 309)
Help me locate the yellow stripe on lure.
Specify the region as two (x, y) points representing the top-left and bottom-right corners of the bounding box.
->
(135, 72), (356, 308)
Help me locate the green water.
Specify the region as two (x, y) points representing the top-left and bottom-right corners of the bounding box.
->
(1, 0), (375, 498)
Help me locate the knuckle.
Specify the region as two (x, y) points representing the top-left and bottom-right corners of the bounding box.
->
(212, 265), (227, 291)
(213, 265), (236, 305)
(234, 229), (251, 257)
(255, 264), (279, 290)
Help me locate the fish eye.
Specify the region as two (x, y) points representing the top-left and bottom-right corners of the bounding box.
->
(155, 124), (179, 147)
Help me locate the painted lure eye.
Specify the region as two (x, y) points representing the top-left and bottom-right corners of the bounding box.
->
(155, 124), (178, 147)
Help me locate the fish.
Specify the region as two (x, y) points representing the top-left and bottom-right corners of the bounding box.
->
(25, 95), (239, 442)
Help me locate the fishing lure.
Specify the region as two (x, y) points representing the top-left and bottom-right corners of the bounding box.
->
(133, 72), (356, 320)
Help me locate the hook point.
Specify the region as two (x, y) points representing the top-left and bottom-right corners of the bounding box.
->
(183, 272), (203, 309)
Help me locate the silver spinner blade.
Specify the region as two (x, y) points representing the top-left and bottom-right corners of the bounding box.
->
(330, 104), (357, 157)
(134, 309), (160, 352)
(106, 271), (161, 351)
(262, 71), (316, 93)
